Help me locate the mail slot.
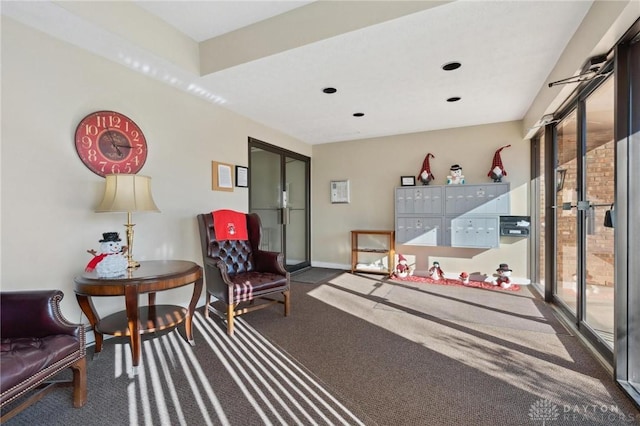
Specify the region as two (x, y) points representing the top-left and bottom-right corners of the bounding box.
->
(500, 216), (530, 237)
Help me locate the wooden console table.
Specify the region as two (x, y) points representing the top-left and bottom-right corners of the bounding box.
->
(351, 230), (395, 277)
(74, 260), (203, 367)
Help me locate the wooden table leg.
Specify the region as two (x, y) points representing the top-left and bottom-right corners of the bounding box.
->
(184, 277), (203, 345)
(75, 294), (103, 355)
(124, 285), (141, 366)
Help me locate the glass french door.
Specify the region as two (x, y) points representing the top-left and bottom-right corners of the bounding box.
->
(554, 74), (615, 352)
(248, 138), (310, 272)
(583, 77), (615, 347)
(538, 20), (638, 406)
(555, 110), (578, 315)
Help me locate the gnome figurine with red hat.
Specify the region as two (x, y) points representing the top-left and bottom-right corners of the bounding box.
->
(488, 144), (511, 182)
(459, 271), (470, 285)
(493, 263), (513, 289)
(395, 254), (412, 278)
(417, 153), (435, 185)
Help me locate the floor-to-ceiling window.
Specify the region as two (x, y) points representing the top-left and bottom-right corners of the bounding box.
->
(531, 18), (640, 407)
(614, 20), (640, 407)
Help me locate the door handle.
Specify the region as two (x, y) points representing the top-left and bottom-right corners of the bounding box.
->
(561, 201), (591, 211)
(278, 207), (290, 225)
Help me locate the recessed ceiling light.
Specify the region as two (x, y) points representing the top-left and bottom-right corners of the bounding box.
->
(353, 112), (365, 117)
(447, 97), (461, 102)
(442, 62), (462, 71)
(323, 87), (337, 94)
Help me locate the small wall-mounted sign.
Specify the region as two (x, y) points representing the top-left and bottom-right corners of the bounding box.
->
(401, 176), (416, 186)
(330, 180), (350, 204)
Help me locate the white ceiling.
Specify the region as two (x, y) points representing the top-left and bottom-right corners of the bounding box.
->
(2, 1), (594, 144)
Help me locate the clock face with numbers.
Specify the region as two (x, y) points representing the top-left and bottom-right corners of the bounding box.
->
(74, 110), (148, 177)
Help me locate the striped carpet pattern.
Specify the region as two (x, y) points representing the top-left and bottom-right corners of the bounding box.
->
(190, 314), (366, 426)
(3, 312), (367, 426)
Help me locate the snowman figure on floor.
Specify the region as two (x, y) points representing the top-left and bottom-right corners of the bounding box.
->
(429, 261), (445, 281)
(395, 254), (412, 278)
(493, 263), (513, 289)
(446, 164), (465, 185)
(85, 232), (128, 278)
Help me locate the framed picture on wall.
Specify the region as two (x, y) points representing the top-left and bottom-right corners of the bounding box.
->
(235, 166), (248, 187)
(401, 176), (416, 186)
(212, 161), (234, 191)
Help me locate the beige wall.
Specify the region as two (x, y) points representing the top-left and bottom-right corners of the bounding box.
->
(0, 17), (310, 323)
(2, 2), (637, 325)
(311, 121), (531, 280)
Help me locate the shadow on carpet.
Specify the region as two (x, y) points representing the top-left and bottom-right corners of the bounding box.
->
(2, 312), (369, 426)
(292, 267), (345, 284)
(318, 272), (569, 335)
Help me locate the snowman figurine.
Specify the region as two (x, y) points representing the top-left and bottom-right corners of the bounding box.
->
(446, 164), (465, 185)
(85, 232), (128, 278)
(428, 261), (445, 281)
(395, 254), (412, 278)
(459, 271), (470, 285)
(493, 263), (512, 289)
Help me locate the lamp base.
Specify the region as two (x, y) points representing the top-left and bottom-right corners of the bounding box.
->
(124, 215), (140, 269)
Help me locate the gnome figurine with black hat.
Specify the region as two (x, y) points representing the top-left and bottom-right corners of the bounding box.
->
(493, 263), (513, 289)
(447, 164), (465, 185)
(488, 144), (511, 182)
(85, 232), (128, 278)
(417, 153), (435, 185)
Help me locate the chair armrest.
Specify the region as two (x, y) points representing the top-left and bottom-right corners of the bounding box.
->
(202, 257), (233, 281)
(254, 250), (288, 275)
(202, 256), (237, 299)
(0, 290), (82, 339)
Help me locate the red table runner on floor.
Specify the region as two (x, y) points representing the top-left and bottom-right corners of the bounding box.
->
(390, 275), (521, 292)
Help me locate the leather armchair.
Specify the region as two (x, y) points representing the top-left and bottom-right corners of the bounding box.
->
(1, 290), (87, 422)
(197, 212), (290, 335)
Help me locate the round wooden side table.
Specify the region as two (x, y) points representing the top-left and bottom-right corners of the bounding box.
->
(74, 260), (203, 367)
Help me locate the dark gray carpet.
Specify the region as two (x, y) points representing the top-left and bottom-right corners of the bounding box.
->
(246, 273), (640, 425)
(292, 267), (345, 284)
(6, 273), (639, 425)
(379, 279), (569, 334)
(2, 313), (371, 426)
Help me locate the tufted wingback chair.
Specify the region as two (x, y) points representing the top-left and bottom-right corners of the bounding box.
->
(197, 212), (290, 335)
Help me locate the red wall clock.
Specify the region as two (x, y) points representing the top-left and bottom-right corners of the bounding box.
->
(75, 110), (148, 177)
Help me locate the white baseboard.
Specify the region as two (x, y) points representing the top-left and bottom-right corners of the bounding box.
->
(311, 261), (350, 270)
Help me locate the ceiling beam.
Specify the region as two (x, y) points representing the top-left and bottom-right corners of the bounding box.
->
(199, 0), (451, 76)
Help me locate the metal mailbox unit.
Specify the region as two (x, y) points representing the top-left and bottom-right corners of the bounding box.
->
(395, 183), (510, 248)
